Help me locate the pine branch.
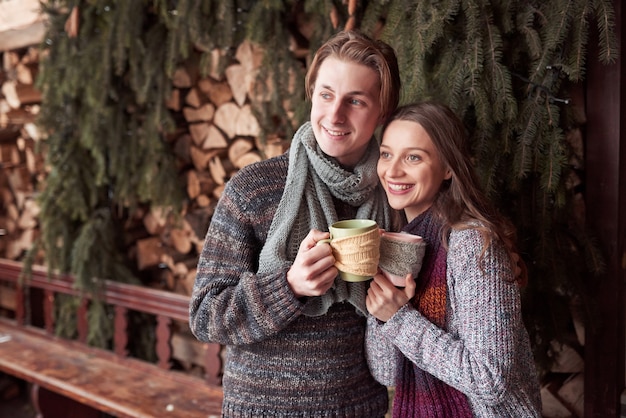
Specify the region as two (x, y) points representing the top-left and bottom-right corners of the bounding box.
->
(566, 1), (591, 82)
(593, 0), (620, 64)
(538, 125), (566, 194)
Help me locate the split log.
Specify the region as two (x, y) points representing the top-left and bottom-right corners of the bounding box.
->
(183, 103), (215, 122)
(185, 206), (214, 244)
(197, 78), (232, 107)
(189, 122), (229, 150)
(188, 122), (210, 146)
(2, 51), (20, 70)
(0, 108), (36, 125)
(6, 166), (33, 194)
(185, 87), (207, 108)
(15, 62), (37, 85)
(171, 330), (208, 369)
(3, 202), (18, 234)
(235, 105), (261, 137)
(19, 46), (40, 65)
(0, 99), (11, 122)
(208, 157), (226, 185)
(195, 171), (218, 196)
(186, 170), (201, 200)
(570, 298), (585, 346)
(0, 284), (16, 311)
(212, 184), (225, 199)
(165, 88), (181, 111)
(17, 198), (39, 229)
(256, 135), (288, 159)
(214, 103), (260, 139)
(556, 374), (584, 418)
(0, 144), (19, 165)
(5, 228), (34, 260)
(235, 40), (265, 72)
(169, 227), (193, 255)
(549, 341), (584, 373)
(202, 125), (228, 150)
(212, 102), (239, 139)
(172, 133), (192, 164)
(227, 138), (255, 165)
(0, 0), (47, 51)
(176, 269), (198, 296)
(0, 125), (20, 142)
(136, 236), (167, 271)
(189, 48), (223, 80)
(189, 145), (220, 171)
(1, 80), (41, 109)
(24, 147), (36, 175)
(22, 121), (41, 141)
(195, 194), (212, 208)
(142, 207), (169, 236)
(540, 383), (572, 418)
(172, 65), (197, 89)
(233, 151), (262, 169)
(225, 64), (248, 106)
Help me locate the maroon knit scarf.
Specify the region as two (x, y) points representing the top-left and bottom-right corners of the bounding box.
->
(392, 209), (473, 417)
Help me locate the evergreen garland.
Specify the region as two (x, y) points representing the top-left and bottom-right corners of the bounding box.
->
(31, 0), (617, 374)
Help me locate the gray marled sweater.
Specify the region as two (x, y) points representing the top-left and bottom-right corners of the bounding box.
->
(366, 227), (542, 417)
(190, 154), (389, 417)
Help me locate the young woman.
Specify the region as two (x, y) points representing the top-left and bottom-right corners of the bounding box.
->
(366, 102), (542, 417)
(190, 30), (401, 417)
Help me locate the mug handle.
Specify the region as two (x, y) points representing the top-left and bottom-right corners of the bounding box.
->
(316, 238), (332, 246)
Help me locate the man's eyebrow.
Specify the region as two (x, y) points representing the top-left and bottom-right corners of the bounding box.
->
(319, 84), (372, 97)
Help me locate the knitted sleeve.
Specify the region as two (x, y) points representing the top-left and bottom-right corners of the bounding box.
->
(365, 314), (402, 386)
(378, 228), (529, 405)
(189, 156), (304, 345)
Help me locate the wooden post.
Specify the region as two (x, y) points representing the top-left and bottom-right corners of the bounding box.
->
(584, 0), (626, 415)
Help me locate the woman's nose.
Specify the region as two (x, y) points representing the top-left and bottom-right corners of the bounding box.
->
(385, 159), (403, 176)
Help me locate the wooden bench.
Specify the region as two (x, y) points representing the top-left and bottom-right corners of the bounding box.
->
(0, 258), (223, 418)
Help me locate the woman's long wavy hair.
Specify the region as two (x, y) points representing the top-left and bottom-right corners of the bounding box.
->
(383, 102), (527, 286)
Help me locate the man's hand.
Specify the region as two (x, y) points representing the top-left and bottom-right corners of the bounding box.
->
(287, 229), (338, 298)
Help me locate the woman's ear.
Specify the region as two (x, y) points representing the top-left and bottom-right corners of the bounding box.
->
(444, 168), (452, 180)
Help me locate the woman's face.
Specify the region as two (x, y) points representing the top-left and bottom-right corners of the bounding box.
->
(310, 57), (382, 169)
(377, 119), (452, 222)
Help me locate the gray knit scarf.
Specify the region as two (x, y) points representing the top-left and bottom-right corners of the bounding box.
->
(258, 122), (392, 316)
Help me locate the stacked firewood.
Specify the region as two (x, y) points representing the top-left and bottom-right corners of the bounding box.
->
(0, 39), (294, 292)
(0, 46), (43, 261)
(136, 40), (290, 297)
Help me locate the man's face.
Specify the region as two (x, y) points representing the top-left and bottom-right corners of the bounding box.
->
(309, 57), (382, 169)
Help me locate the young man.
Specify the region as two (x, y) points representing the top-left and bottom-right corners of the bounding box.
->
(190, 30), (401, 417)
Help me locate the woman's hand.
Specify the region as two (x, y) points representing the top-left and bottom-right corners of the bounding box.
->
(366, 272), (416, 322)
(287, 229), (338, 298)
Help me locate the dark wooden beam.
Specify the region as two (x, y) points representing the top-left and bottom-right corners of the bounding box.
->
(584, 0), (626, 416)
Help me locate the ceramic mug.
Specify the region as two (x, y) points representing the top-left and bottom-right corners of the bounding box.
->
(317, 219), (380, 282)
(379, 231), (426, 286)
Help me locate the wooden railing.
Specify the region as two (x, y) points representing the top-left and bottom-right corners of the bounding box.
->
(0, 258), (223, 418)
(0, 258), (222, 385)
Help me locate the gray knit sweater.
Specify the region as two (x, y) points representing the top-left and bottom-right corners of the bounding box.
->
(189, 154), (389, 417)
(366, 227), (542, 417)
